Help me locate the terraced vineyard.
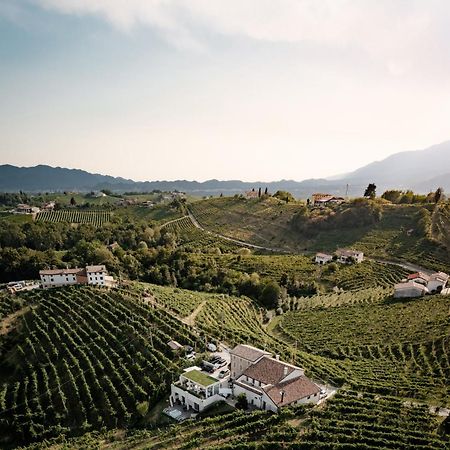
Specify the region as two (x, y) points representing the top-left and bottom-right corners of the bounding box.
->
(35, 210), (111, 226)
(162, 216), (247, 252)
(332, 261), (410, 290)
(0, 292), (28, 321)
(0, 287), (200, 445)
(190, 197), (301, 250)
(22, 390), (448, 449)
(279, 293), (450, 403)
(303, 390), (447, 449)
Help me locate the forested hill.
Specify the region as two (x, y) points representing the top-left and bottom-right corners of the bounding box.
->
(1, 140), (449, 195)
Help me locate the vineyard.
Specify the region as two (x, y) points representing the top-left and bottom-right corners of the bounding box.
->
(186, 255), (410, 292)
(190, 197), (301, 250)
(0, 287), (200, 445)
(162, 216), (246, 253)
(303, 390), (447, 449)
(21, 390), (449, 449)
(279, 293), (450, 403)
(35, 210), (111, 226)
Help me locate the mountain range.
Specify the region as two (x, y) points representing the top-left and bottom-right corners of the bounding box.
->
(1, 141), (449, 197)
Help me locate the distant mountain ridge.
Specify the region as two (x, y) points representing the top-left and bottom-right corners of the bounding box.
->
(1, 141), (449, 197)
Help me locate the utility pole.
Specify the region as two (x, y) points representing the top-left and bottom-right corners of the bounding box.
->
(345, 183), (349, 199)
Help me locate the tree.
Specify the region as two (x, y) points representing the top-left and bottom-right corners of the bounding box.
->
(364, 183), (376, 199)
(236, 393), (248, 410)
(434, 187), (444, 204)
(260, 281), (281, 308)
(273, 190), (295, 203)
(258, 187), (262, 198)
(70, 196), (77, 206)
(264, 187), (268, 195)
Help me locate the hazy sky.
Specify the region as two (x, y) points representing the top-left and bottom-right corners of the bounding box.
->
(1, 1), (450, 181)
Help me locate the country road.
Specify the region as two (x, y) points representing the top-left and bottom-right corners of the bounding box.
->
(186, 207), (289, 253)
(163, 209), (439, 275)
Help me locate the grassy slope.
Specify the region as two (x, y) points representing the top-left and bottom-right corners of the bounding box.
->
(3, 282), (449, 448)
(190, 197), (450, 271)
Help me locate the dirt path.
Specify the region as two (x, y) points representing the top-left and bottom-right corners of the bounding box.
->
(186, 208), (290, 253)
(0, 306), (30, 335)
(182, 300), (206, 326)
(159, 215), (189, 229)
(368, 257), (434, 275)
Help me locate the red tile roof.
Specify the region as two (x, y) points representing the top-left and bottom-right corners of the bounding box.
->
(242, 356), (299, 385)
(230, 344), (271, 362)
(264, 376), (320, 407)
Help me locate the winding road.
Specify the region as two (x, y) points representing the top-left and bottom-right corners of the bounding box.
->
(162, 209), (440, 275)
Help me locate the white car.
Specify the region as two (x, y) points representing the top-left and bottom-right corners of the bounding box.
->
(207, 343), (217, 352)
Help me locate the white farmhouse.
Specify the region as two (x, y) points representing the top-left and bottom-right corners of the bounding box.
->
(427, 272), (449, 293)
(170, 367), (224, 412)
(233, 355), (320, 411)
(394, 281), (429, 298)
(39, 265), (116, 289)
(39, 268), (86, 289)
(315, 253), (333, 265)
(336, 248), (364, 264)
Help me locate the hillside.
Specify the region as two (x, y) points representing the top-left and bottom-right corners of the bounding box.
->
(0, 287), (200, 446)
(1, 140), (449, 195)
(3, 282), (449, 449)
(189, 197), (450, 272)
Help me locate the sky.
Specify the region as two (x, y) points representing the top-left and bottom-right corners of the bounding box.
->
(1, 1), (450, 182)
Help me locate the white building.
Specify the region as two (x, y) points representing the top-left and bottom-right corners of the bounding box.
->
(394, 281), (429, 298)
(315, 253), (333, 265)
(39, 265), (116, 289)
(336, 248), (364, 264)
(232, 354), (321, 412)
(400, 271), (449, 296)
(170, 367), (225, 412)
(427, 272), (449, 293)
(39, 268), (85, 289)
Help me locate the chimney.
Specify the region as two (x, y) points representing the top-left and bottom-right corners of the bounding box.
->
(280, 390), (285, 404)
(275, 354), (280, 361)
(283, 366), (288, 377)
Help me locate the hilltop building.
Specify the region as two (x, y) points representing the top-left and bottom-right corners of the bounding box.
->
(394, 271), (449, 298)
(169, 344), (321, 415)
(39, 265), (116, 289)
(231, 347), (321, 411)
(15, 204), (40, 214)
(170, 367), (225, 413)
(314, 249), (364, 265)
(336, 249), (364, 264)
(314, 253), (333, 265)
(311, 194), (345, 206)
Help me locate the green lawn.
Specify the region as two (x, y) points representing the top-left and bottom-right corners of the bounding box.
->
(183, 370), (218, 386)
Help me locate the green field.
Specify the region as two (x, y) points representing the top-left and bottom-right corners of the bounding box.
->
(35, 210), (112, 226)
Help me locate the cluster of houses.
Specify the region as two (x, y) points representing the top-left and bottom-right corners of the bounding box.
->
(394, 271), (449, 298)
(39, 265), (117, 289)
(315, 248), (364, 265)
(13, 201), (55, 214)
(169, 344), (322, 414)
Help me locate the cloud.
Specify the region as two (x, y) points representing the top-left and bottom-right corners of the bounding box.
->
(29, 0), (450, 72)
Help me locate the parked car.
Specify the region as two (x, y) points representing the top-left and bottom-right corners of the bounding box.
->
(185, 352), (196, 360)
(218, 369), (229, 379)
(207, 343), (217, 352)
